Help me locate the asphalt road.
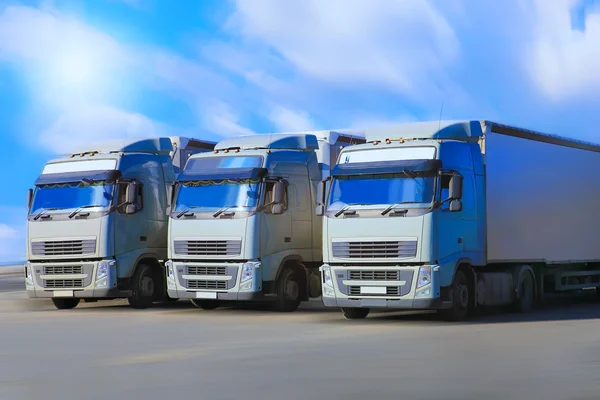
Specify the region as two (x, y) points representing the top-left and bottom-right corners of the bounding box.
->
(0, 273), (24, 293)
(1, 276), (600, 400)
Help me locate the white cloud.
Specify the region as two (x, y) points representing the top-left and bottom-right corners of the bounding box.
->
(202, 101), (255, 138)
(525, 0), (600, 100)
(0, 224), (17, 239)
(40, 104), (175, 154)
(269, 106), (315, 132)
(227, 0), (460, 102)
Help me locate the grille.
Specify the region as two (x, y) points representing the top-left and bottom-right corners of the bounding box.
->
(349, 286), (400, 296)
(44, 266), (83, 275)
(31, 239), (96, 256)
(186, 266), (227, 276)
(349, 270), (400, 280)
(174, 240), (241, 256)
(332, 240), (417, 259)
(187, 280), (227, 290)
(45, 279), (83, 288)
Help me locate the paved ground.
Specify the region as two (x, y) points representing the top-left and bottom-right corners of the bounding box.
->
(1, 275), (600, 400)
(0, 273), (24, 293)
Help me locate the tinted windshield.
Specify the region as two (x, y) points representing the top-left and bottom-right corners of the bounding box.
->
(174, 180), (260, 212)
(328, 173), (436, 210)
(30, 181), (115, 214)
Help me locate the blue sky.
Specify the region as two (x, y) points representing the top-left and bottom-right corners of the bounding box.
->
(1, 0), (600, 261)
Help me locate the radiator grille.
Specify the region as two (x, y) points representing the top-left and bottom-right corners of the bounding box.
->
(174, 240), (241, 256)
(186, 266), (227, 276)
(44, 266), (83, 275)
(187, 280), (227, 290)
(44, 279), (84, 288)
(332, 240), (417, 259)
(32, 239), (96, 256)
(348, 270), (400, 280)
(349, 286), (400, 296)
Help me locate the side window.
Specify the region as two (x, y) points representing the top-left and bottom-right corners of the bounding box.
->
(263, 181), (288, 214)
(117, 182), (144, 214)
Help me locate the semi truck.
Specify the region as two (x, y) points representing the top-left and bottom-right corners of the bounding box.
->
(166, 130), (365, 311)
(25, 136), (216, 310)
(319, 120), (600, 321)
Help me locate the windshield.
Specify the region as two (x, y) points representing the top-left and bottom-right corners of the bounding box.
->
(30, 181), (115, 215)
(174, 180), (261, 213)
(328, 173), (436, 210)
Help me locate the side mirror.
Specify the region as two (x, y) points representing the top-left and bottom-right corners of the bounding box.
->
(125, 204), (137, 214)
(272, 204), (284, 215)
(273, 181), (285, 204)
(315, 204), (324, 216)
(449, 199), (462, 212)
(449, 174), (463, 200)
(126, 181), (138, 204)
(27, 189), (33, 208)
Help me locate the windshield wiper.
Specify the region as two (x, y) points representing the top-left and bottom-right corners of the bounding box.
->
(334, 204), (367, 218)
(33, 208), (61, 221)
(381, 203), (409, 216)
(68, 205), (105, 219)
(213, 206), (236, 218)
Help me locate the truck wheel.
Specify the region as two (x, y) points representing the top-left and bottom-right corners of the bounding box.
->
(512, 271), (534, 313)
(51, 298), (80, 310)
(440, 269), (471, 322)
(274, 267), (302, 312)
(127, 263), (155, 309)
(190, 299), (220, 310)
(341, 307), (370, 320)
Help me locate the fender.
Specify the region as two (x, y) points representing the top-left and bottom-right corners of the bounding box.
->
(512, 264), (536, 300)
(273, 254), (305, 283)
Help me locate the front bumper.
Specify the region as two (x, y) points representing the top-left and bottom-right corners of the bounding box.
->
(25, 259), (129, 299)
(166, 260), (265, 301)
(320, 264), (447, 310)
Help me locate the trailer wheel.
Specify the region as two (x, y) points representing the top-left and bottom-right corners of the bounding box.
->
(190, 299), (220, 310)
(274, 267), (302, 312)
(127, 263), (155, 309)
(440, 269), (471, 322)
(51, 298), (80, 310)
(341, 308), (370, 320)
(512, 271), (534, 313)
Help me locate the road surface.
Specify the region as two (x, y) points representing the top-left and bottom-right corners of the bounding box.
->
(1, 275), (600, 400)
(0, 273), (23, 293)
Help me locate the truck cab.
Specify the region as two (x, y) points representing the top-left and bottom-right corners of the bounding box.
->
(166, 131), (365, 311)
(24, 136), (216, 309)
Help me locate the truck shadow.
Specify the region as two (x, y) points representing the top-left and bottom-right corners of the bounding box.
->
(359, 292), (600, 325)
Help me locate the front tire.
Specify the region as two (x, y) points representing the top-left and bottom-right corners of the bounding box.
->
(274, 267), (302, 312)
(52, 298), (80, 310)
(128, 263), (156, 309)
(190, 299), (220, 310)
(440, 269), (471, 322)
(341, 307), (370, 320)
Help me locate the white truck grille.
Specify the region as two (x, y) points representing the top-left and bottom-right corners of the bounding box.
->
(332, 240), (417, 259)
(31, 239), (96, 256)
(173, 240), (242, 256)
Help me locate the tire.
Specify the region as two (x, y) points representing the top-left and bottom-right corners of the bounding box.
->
(127, 263), (156, 309)
(341, 307), (370, 320)
(440, 269), (471, 322)
(274, 267), (302, 312)
(512, 271), (535, 313)
(190, 299), (220, 310)
(52, 298), (80, 310)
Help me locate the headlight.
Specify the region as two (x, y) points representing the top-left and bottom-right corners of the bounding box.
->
(417, 266), (432, 288)
(166, 261), (175, 280)
(25, 262), (32, 280)
(97, 260), (115, 280)
(323, 267), (333, 287)
(241, 263), (254, 282)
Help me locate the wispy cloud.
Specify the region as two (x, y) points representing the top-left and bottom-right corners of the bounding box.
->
(0, 207), (27, 262)
(269, 106), (316, 132)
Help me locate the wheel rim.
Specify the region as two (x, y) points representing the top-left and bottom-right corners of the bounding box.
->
(456, 282), (469, 310)
(285, 278), (299, 301)
(140, 275), (154, 297)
